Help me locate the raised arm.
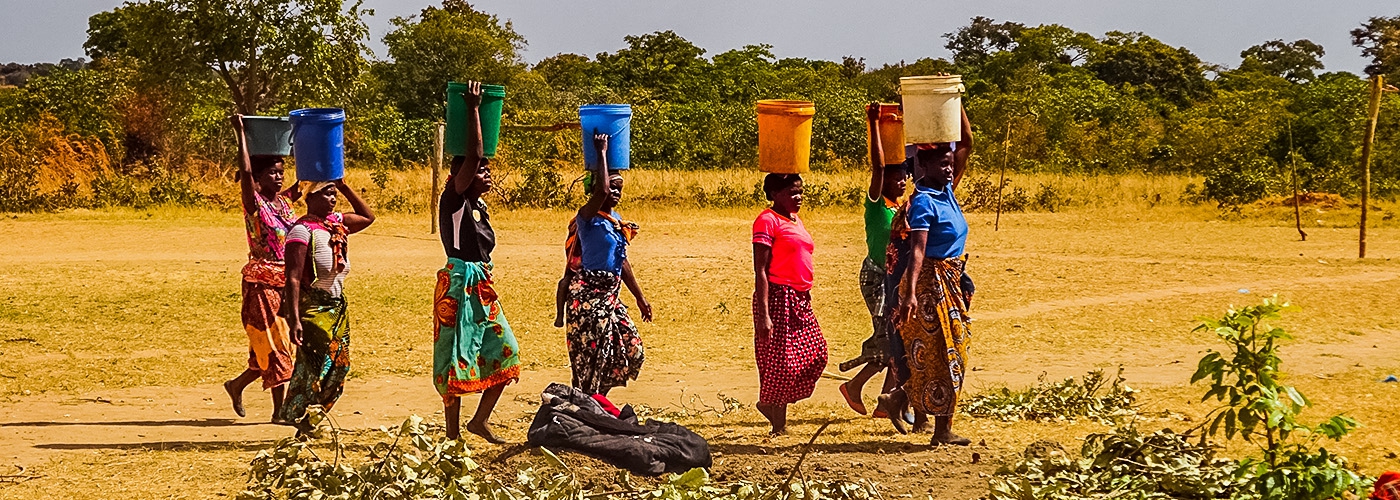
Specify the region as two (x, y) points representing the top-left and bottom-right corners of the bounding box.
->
(952, 105), (973, 191)
(752, 243), (773, 339)
(578, 130), (610, 219)
(230, 115), (259, 215)
(866, 102), (885, 202)
(335, 180), (376, 234)
(451, 81), (485, 195)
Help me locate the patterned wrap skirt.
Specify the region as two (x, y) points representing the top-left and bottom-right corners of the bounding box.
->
(433, 258), (521, 401)
(278, 288), (350, 425)
(753, 283), (828, 405)
(566, 269), (645, 394)
(898, 257), (972, 417)
(241, 259), (294, 389)
(839, 258), (890, 372)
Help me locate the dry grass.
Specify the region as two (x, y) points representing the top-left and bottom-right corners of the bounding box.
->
(1, 188), (1400, 498)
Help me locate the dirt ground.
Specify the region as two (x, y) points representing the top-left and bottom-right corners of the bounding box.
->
(1, 202), (1399, 499)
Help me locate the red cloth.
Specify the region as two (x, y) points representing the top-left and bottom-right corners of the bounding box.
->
(1372, 471), (1400, 500)
(752, 283), (827, 405)
(591, 394), (621, 417)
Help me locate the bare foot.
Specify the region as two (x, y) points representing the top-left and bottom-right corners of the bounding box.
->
(769, 427), (787, 436)
(466, 421), (507, 444)
(876, 393), (907, 435)
(931, 431), (971, 446)
(911, 421), (933, 434)
(271, 416), (293, 426)
(224, 380), (245, 418)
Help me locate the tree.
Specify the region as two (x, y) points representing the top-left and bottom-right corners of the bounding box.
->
(595, 30), (710, 102)
(376, 0), (527, 121)
(944, 17), (1025, 68)
(85, 0), (371, 115)
(1088, 31), (1211, 107)
(1352, 16), (1400, 81)
(1239, 39), (1325, 82)
(534, 53), (601, 92)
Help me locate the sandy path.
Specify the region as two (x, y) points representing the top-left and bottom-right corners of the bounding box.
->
(4, 268), (1396, 467)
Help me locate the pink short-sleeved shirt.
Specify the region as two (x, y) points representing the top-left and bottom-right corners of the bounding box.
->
(752, 208), (815, 292)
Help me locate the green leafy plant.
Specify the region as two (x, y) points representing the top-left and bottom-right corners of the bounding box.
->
(1190, 297), (1366, 499)
(961, 368), (1136, 424)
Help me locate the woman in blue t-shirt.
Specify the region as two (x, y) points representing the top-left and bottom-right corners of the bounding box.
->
(887, 103), (976, 446)
(563, 131), (653, 395)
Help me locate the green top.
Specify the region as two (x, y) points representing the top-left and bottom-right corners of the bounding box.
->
(863, 196), (897, 267)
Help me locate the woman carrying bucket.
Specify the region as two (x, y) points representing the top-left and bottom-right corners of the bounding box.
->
(837, 103), (908, 418)
(888, 98), (975, 446)
(433, 81), (521, 444)
(277, 178), (375, 436)
(751, 173), (826, 436)
(564, 123), (652, 396)
(224, 115), (301, 423)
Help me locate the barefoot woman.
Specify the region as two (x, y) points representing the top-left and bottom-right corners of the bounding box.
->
(225, 115), (300, 422)
(892, 105), (975, 446)
(434, 81), (521, 443)
(278, 179), (374, 433)
(752, 173), (827, 435)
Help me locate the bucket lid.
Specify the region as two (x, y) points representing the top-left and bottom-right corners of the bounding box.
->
(579, 104), (632, 116)
(289, 108), (346, 122)
(756, 99), (815, 116)
(899, 75), (964, 93)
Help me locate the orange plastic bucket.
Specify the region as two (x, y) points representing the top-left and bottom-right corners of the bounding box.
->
(756, 100), (815, 174)
(871, 103), (906, 165)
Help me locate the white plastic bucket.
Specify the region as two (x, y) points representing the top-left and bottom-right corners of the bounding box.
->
(900, 75), (964, 144)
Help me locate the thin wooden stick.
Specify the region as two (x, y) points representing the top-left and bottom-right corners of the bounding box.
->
(431, 121), (444, 235)
(1289, 122), (1306, 241)
(994, 120), (1012, 231)
(1359, 75), (1383, 258)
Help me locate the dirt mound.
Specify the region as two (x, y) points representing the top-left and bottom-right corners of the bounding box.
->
(1256, 192), (1345, 209)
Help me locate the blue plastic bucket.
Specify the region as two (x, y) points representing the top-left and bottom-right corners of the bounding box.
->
(579, 104), (632, 170)
(242, 116), (292, 156)
(289, 108), (346, 181)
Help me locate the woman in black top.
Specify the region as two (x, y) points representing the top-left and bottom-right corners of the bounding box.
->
(432, 81), (521, 443)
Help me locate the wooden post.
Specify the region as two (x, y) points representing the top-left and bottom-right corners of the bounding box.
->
(431, 121), (444, 234)
(1289, 122), (1306, 241)
(1359, 75), (1383, 258)
(994, 120), (1012, 231)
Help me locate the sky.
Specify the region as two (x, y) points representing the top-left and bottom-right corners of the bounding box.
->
(0, 0), (1391, 74)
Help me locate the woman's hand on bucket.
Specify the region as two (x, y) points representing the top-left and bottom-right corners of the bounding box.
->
(461, 81), (483, 108)
(592, 129), (609, 156)
(866, 101), (882, 125)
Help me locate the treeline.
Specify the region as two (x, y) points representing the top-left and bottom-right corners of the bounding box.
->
(1, 0), (1399, 211)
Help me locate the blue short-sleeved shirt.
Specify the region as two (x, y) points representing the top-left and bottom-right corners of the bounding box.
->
(577, 211), (627, 274)
(907, 185), (968, 259)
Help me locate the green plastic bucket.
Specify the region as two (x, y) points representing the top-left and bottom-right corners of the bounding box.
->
(242, 116), (292, 156)
(446, 82), (505, 158)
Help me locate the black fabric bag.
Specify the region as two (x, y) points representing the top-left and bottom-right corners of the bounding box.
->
(526, 383), (712, 476)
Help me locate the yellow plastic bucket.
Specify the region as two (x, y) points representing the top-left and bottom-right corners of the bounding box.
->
(871, 103), (906, 165)
(756, 100), (815, 174)
(900, 75), (964, 144)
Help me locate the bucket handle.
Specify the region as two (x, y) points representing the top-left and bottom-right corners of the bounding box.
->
(288, 121), (298, 149)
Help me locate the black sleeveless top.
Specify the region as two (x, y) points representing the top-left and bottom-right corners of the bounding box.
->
(438, 185), (495, 262)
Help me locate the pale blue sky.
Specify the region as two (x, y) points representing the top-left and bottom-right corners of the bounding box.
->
(0, 0), (1390, 74)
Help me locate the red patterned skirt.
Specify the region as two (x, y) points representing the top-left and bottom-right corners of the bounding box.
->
(753, 283), (828, 405)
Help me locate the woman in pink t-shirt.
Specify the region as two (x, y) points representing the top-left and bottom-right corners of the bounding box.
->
(751, 173), (827, 435)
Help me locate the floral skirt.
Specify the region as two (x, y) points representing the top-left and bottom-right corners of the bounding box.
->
(566, 270), (645, 394)
(839, 258), (889, 372)
(753, 283), (828, 405)
(898, 258), (972, 417)
(242, 277), (294, 389)
(433, 258), (520, 401)
(278, 289), (350, 425)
